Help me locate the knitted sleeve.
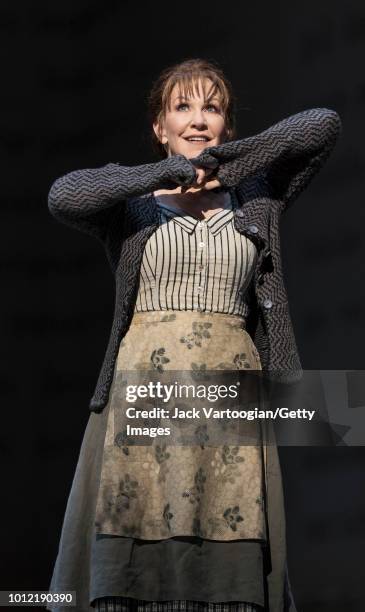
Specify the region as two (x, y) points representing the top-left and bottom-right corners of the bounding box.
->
(48, 155), (197, 241)
(191, 108), (342, 213)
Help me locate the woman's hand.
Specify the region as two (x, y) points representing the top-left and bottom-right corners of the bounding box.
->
(181, 166), (221, 193)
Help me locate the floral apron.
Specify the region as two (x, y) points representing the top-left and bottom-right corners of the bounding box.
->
(94, 310), (269, 543)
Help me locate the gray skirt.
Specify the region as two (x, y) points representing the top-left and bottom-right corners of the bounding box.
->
(47, 311), (295, 612)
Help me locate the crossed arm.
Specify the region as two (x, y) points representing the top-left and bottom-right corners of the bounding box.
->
(48, 107), (342, 241)
(192, 107), (342, 212)
(48, 155), (197, 241)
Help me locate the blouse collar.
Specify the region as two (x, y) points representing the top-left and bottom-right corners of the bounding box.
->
(154, 192), (238, 237)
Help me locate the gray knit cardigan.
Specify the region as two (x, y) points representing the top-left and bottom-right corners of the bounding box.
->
(48, 107), (341, 413)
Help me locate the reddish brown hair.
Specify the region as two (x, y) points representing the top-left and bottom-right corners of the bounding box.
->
(147, 58), (237, 158)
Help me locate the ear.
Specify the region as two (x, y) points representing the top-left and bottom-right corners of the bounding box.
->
(222, 126), (232, 143)
(153, 120), (168, 144)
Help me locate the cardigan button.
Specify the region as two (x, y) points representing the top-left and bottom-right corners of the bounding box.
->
(263, 299), (273, 310)
(247, 224), (259, 234)
(236, 210), (245, 217)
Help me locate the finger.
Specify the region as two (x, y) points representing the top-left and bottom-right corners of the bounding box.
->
(196, 168), (206, 185)
(201, 179), (222, 191)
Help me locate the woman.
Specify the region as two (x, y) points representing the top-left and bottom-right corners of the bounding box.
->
(46, 59), (341, 612)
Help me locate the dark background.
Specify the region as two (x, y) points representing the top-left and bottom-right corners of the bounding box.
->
(1, 0), (365, 610)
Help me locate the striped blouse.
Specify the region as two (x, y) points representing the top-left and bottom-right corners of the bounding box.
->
(134, 191), (258, 318)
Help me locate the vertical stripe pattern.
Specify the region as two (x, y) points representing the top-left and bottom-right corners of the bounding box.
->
(95, 597), (262, 611)
(134, 194), (257, 318)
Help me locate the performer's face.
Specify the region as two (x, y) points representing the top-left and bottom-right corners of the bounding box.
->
(153, 78), (227, 158)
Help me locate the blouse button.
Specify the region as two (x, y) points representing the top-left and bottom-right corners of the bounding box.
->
(199, 241), (205, 248)
(263, 299), (273, 310)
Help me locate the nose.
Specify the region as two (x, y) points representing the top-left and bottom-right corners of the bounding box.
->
(190, 108), (207, 129)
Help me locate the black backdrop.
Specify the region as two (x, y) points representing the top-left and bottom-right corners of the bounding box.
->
(1, 1), (365, 611)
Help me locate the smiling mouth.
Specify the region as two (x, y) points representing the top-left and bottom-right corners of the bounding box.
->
(183, 136), (211, 142)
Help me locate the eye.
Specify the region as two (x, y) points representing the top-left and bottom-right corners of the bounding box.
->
(176, 102), (189, 111)
(205, 104), (220, 113)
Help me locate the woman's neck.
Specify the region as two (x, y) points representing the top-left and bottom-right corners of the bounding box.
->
(154, 188), (231, 219)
